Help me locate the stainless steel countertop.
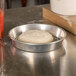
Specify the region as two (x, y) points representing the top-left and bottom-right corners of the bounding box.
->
(0, 5), (76, 76)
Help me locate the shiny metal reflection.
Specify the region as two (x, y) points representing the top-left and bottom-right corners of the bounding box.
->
(49, 46), (65, 63)
(11, 45), (65, 63)
(10, 45), (65, 76)
(9, 24), (66, 52)
(0, 40), (6, 76)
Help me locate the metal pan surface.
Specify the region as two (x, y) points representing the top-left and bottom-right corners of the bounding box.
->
(9, 24), (66, 52)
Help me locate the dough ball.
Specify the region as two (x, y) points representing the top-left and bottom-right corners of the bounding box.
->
(18, 30), (53, 43)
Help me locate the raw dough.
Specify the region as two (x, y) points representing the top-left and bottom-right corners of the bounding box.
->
(18, 30), (53, 43)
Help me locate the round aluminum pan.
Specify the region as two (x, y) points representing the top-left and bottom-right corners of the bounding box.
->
(9, 24), (66, 52)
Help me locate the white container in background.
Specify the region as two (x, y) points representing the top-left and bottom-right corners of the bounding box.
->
(50, 0), (76, 15)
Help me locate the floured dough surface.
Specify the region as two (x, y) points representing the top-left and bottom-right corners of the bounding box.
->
(18, 30), (53, 43)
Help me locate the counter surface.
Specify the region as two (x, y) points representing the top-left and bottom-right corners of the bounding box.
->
(1, 5), (76, 76)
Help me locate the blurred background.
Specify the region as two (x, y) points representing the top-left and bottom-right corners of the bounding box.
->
(5, 0), (50, 9)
